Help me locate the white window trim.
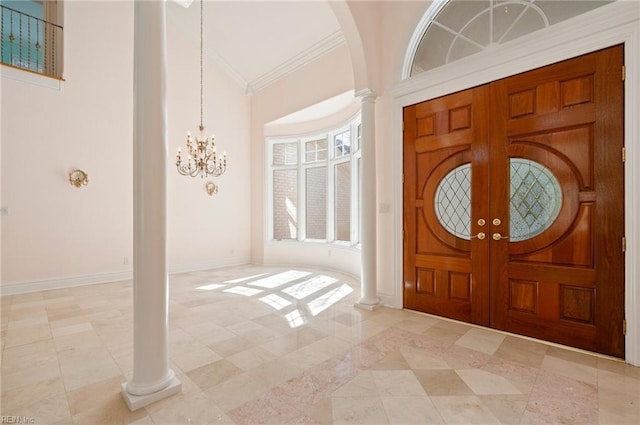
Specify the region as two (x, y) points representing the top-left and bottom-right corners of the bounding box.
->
(267, 115), (361, 247)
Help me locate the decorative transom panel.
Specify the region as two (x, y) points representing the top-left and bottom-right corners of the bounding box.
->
(510, 158), (562, 242)
(434, 163), (471, 240)
(410, 0), (614, 76)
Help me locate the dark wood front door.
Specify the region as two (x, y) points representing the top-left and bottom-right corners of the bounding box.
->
(403, 45), (625, 358)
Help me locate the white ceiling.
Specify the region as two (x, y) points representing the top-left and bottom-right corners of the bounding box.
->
(166, 0), (344, 95)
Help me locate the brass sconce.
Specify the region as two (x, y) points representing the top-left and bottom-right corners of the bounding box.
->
(69, 169), (89, 188)
(205, 181), (218, 196)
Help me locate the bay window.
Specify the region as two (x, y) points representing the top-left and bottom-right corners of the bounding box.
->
(268, 116), (361, 246)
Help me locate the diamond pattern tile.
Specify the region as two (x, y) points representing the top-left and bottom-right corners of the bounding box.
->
(1, 265), (638, 424)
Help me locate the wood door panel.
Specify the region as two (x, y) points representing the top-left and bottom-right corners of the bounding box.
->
(405, 45), (624, 357)
(415, 256), (472, 272)
(508, 279), (538, 314)
(415, 268), (472, 300)
(560, 285), (596, 324)
(407, 266), (473, 320)
(505, 276), (597, 318)
(416, 148), (469, 198)
(416, 130), (473, 152)
(509, 126), (594, 189)
(416, 209), (467, 257)
(507, 262), (596, 283)
(404, 86), (490, 326)
(512, 203), (594, 267)
(506, 106), (596, 136)
(491, 46), (624, 357)
(503, 311), (598, 353)
(507, 75), (596, 118)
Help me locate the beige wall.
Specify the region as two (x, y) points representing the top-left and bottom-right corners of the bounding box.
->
(1, 1), (251, 289)
(0, 0), (425, 290)
(249, 45), (354, 268)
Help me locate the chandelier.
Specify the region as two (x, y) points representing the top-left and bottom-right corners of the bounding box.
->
(176, 0), (227, 178)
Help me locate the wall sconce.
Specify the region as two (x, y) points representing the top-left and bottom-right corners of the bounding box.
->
(69, 169), (89, 188)
(205, 181), (218, 196)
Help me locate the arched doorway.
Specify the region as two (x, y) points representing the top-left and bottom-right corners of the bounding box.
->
(393, 0), (640, 365)
(403, 46), (624, 358)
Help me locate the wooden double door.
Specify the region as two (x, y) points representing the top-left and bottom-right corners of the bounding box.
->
(403, 46), (625, 358)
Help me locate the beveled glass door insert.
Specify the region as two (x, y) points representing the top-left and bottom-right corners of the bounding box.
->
(509, 158), (562, 242)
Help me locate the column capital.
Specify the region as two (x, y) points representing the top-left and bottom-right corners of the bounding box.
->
(355, 88), (377, 101)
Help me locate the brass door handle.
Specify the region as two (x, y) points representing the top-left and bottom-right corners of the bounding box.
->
(492, 233), (509, 241)
(471, 232), (486, 240)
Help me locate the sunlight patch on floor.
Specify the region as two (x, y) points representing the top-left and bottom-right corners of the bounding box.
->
(282, 275), (337, 300)
(224, 286), (264, 296)
(259, 293), (292, 311)
(248, 270), (312, 289)
(308, 284), (353, 316)
(224, 273), (269, 284)
(196, 283), (227, 291)
(285, 309), (306, 328)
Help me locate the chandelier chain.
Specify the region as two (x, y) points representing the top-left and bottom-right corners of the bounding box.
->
(175, 0), (227, 179)
(200, 0), (203, 129)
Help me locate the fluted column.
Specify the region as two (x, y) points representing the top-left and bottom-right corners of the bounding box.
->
(355, 89), (380, 310)
(121, 0), (181, 411)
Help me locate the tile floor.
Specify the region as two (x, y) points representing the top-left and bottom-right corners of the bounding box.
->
(1, 265), (639, 424)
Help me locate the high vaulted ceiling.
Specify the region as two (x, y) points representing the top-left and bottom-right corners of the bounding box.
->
(166, 0), (344, 95)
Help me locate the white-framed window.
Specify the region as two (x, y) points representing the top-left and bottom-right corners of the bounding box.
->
(268, 116), (361, 246)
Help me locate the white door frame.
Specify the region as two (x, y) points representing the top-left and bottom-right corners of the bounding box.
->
(391, 1), (640, 366)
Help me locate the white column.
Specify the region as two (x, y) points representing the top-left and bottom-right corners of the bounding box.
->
(355, 89), (380, 310)
(121, 0), (181, 411)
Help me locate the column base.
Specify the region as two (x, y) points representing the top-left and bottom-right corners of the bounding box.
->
(354, 300), (381, 311)
(121, 376), (182, 411)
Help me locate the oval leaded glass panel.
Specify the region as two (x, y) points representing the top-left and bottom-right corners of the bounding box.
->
(510, 158), (562, 242)
(434, 163), (471, 240)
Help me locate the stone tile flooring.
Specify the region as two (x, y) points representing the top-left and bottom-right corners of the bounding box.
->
(1, 265), (639, 424)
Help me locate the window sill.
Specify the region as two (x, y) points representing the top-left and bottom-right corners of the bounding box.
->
(268, 239), (361, 251)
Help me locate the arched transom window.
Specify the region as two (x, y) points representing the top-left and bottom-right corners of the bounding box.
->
(410, 0), (614, 76)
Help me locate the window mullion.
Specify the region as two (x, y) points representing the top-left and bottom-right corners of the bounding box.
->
(350, 155), (357, 245)
(298, 140), (306, 241)
(266, 140), (274, 241)
(327, 133), (335, 242)
(352, 120), (361, 245)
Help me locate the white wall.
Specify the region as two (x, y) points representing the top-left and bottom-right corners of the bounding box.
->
(1, 1), (250, 292)
(166, 15), (251, 273)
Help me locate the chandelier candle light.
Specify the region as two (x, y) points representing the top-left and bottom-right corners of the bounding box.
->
(176, 0), (227, 178)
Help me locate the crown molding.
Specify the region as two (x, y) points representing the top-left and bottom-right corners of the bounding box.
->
(204, 47), (250, 93)
(245, 31), (346, 95)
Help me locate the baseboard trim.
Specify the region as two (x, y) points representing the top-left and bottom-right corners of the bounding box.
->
(0, 271), (133, 296)
(0, 257), (251, 296)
